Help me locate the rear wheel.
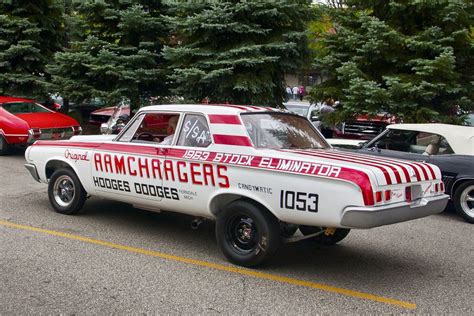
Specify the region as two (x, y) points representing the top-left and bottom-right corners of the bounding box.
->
(216, 200), (280, 267)
(0, 135), (10, 156)
(299, 226), (350, 245)
(48, 168), (87, 215)
(453, 181), (474, 224)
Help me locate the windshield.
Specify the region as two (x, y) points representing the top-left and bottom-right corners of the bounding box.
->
(241, 113), (328, 149)
(1, 102), (51, 114)
(284, 104), (310, 117)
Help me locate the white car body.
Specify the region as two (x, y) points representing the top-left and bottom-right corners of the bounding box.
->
(24, 104), (449, 266)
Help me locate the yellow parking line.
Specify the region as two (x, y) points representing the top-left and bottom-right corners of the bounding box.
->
(0, 219), (416, 310)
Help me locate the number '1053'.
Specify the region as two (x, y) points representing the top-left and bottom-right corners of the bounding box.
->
(280, 190), (318, 212)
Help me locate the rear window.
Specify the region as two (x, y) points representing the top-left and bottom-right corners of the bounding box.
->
(1, 102), (51, 114)
(241, 113), (328, 149)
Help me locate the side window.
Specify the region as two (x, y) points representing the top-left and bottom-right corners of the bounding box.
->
(118, 113), (180, 144)
(372, 130), (452, 155)
(177, 114), (211, 147)
(370, 130), (415, 152)
(118, 113), (144, 142)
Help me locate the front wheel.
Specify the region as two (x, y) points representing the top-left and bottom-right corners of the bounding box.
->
(299, 226), (350, 245)
(0, 135), (10, 156)
(453, 181), (474, 224)
(48, 168), (87, 215)
(216, 200), (280, 267)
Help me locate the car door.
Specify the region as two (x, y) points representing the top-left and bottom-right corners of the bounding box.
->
(91, 111), (182, 208)
(161, 112), (215, 216)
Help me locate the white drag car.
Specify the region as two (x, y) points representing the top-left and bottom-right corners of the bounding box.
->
(25, 104), (448, 266)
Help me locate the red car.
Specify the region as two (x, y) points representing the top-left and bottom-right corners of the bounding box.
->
(0, 96), (82, 155)
(333, 113), (399, 140)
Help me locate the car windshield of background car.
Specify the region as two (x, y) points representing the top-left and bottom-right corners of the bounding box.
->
(241, 113), (328, 150)
(1, 102), (51, 114)
(284, 104), (309, 117)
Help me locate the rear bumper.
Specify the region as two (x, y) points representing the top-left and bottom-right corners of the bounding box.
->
(340, 194), (449, 229)
(25, 163), (41, 183)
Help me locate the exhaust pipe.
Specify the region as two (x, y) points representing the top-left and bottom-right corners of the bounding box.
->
(191, 217), (204, 230)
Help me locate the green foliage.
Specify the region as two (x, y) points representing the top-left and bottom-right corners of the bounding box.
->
(163, 0), (312, 106)
(48, 0), (168, 111)
(0, 0), (64, 99)
(310, 0), (474, 123)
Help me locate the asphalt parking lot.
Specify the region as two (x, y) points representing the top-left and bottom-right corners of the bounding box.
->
(1, 149), (473, 314)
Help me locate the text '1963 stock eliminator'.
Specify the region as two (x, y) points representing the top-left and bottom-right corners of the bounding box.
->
(24, 104), (449, 267)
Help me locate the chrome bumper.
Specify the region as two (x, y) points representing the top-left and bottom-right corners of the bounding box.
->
(340, 194), (449, 229)
(25, 163), (40, 183)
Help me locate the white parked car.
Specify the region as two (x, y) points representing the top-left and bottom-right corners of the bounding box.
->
(25, 104), (448, 266)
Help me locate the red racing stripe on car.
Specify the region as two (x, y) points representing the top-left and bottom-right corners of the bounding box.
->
(32, 141), (375, 205)
(412, 162), (432, 180)
(167, 149), (375, 205)
(33, 141), (101, 148)
(319, 150), (408, 183)
(208, 104), (252, 111)
(208, 115), (242, 125)
(340, 151), (419, 182)
(308, 150), (405, 184)
(341, 151), (423, 182)
(213, 135), (253, 146)
(286, 149), (393, 185)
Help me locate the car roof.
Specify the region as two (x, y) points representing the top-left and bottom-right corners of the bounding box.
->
(387, 123), (474, 155)
(0, 96), (35, 103)
(138, 104), (284, 115)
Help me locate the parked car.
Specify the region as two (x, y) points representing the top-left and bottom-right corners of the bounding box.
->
(24, 104), (447, 266)
(89, 104), (131, 134)
(357, 123), (474, 223)
(283, 101), (321, 128)
(0, 96), (82, 155)
(326, 138), (366, 150)
(333, 113), (398, 140)
(284, 101), (396, 140)
(70, 98), (106, 121)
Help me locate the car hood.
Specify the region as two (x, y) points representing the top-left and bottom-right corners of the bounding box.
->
(259, 148), (440, 187)
(15, 112), (79, 128)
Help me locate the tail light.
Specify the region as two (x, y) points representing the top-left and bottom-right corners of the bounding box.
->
(72, 126), (82, 135)
(440, 182), (445, 192)
(375, 191), (382, 203)
(405, 186), (412, 202)
(375, 190), (392, 203)
(435, 183), (439, 193)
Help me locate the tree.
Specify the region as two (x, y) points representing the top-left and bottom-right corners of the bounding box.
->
(48, 0), (168, 112)
(0, 0), (64, 99)
(162, 1), (312, 106)
(309, 0), (474, 124)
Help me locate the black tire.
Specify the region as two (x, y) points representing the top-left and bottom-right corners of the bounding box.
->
(216, 200), (280, 267)
(48, 168), (87, 215)
(453, 181), (474, 224)
(0, 135), (10, 156)
(299, 225), (350, 245)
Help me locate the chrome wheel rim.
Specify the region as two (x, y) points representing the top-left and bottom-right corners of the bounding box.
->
(53, 175), (75, 207)
(460, 185), (474, 217)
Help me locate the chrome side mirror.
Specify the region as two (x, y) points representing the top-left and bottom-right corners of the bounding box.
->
(100, 123), (108, 134)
